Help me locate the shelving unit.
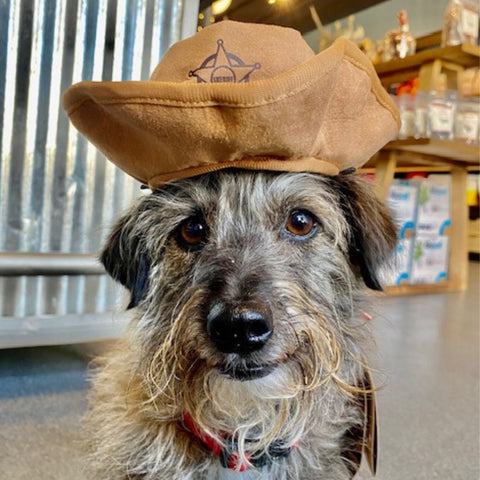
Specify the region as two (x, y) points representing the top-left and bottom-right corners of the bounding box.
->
(375, 43), (480, 90)
(469, 219), (480, 257)
(369, 45), (480, 295)
(381, 138), (479, 164)
(365, 139), (478, 295)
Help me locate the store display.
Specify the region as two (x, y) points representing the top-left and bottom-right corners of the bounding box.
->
(416, 175), (452, 236)
(427, 74), (458, 140)
(384, 175), (453, 286)
(382, 181), (419, 286)
(458, 67), (480, 97)
(353, 4), (477, 292)
(411, 235), (450, 284)
(414, 91), (429, 138)
(394, 78), (418, 139)
(442, 0), (479, 46)
(391, 69), (480, 143)
(397, 94), (415, 139)
(455, 98), (480, 144)
(382, 238), (415, 286)
(381, 10), (416, 62)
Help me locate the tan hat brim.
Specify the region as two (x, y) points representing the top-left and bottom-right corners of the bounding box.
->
(63, 38), (400, 189)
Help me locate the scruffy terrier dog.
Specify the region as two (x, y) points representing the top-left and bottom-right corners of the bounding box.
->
(63, 20), (400, 480)
(86, 170), (396, 479)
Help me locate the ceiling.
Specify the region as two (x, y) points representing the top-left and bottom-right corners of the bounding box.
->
(199, 0), (388, 34)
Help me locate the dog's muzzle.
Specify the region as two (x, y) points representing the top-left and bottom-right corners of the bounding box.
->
(206, 302), (273, 355)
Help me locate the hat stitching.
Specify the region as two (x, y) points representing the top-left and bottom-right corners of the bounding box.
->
(65, 70), (328, 115)
(66, 67), (373, 113)
(70, 67), (392, 129)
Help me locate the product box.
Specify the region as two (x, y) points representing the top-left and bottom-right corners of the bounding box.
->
(415, 175), (451, 235)
(387, 181), (419, 239)
(382, 237), (415, 286)
(381, 181), (419, 286)
(410, 234), (449, 284)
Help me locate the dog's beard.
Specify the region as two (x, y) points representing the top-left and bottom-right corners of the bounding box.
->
(137, 278), (364, 466)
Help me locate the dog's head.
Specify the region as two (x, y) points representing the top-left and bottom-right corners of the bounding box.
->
(100, 170), (395, 452)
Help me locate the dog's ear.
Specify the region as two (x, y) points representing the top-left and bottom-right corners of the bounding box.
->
(100, 213), (150, 309)
(332, 175), (397, 291)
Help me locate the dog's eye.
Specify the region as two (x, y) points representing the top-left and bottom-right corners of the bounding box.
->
(177, 216), (208, 249)
(285, 210), (317, 238)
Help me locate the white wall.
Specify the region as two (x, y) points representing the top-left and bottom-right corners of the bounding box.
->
(304, 0), (450, 52)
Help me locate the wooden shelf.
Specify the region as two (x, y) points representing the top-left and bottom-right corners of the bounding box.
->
(382, 283), (457, 296)
(382, 139), (480, 165)
(364, 139), (480, 172)
(469, 219), (480, 254)
(362, 164), (480, 174)
(370, 141), (474, 295)
(375, 44), (480, 88)
(376, 44), (480, 75)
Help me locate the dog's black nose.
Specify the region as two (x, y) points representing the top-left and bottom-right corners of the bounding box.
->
(207, 305), (273, 354)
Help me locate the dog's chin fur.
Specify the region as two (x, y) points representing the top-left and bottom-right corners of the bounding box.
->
(86, 330), (363, 480)
(86, 171), (397, 480)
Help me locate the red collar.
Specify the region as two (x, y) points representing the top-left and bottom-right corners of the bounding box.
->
(182, 412), (298, 471)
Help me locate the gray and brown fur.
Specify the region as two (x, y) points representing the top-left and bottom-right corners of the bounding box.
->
(87, 170), (396, 480)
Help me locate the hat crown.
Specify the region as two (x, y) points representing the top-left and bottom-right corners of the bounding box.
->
(150, 21), (315, 84)
(63, 21), (400, 189)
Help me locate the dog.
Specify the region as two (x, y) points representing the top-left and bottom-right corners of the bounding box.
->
(83, 169), (396, 479)
(62, 20), (400, 480)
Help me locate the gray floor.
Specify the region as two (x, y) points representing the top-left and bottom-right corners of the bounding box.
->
(0, 264), (479, 480)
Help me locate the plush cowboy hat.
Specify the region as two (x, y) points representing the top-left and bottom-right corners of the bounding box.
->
(63, 21), (400, 189)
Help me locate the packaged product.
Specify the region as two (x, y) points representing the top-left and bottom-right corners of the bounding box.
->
(397, 94), (415, 139)
(414, 91), (428, 138)
(388, 181), (419, 239)
(381, 10), (416, 62)
(458, 68), (480, 97)
(455, 98), (480, 144)
(381, 181), (419, 286)
(427, 74), (457, 140)
(382, 238), (415, 286)
(415, 175), (451, 236)
(411, 234), (449, 284)
(442, 0), (479, 46)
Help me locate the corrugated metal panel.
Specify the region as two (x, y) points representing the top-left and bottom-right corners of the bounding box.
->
(0, 0), (198, 324)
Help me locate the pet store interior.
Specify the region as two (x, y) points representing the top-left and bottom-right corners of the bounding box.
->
(0, 0), (479, 478)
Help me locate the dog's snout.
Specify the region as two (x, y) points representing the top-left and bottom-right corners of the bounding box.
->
(207, 305), (273, 354)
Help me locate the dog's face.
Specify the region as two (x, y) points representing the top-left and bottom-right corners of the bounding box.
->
(99, 170), (395, 472)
